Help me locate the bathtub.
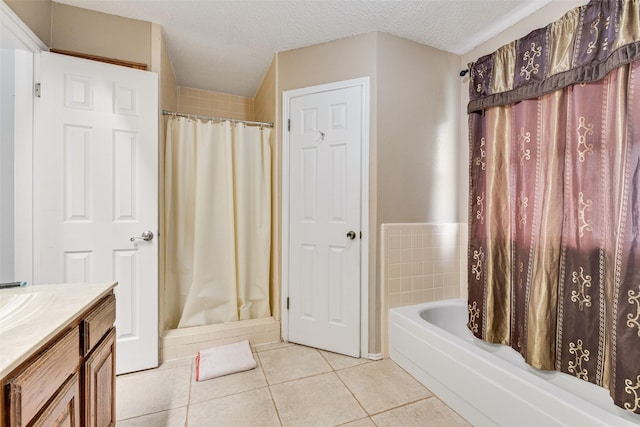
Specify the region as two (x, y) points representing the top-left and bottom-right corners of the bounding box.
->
(389, 299), (640, 427)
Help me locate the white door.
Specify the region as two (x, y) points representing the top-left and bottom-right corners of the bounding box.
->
(287, 85), (363, 357)
(34, 52), (158, 374)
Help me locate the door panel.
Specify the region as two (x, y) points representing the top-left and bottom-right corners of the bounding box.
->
(35, 52), (158, 374)
(288, 85), (362, 357)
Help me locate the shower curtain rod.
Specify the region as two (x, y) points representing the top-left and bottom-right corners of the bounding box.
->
(162, 110), (274, 128)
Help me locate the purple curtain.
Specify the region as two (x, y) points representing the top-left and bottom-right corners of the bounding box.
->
(467, 0), (640, 413)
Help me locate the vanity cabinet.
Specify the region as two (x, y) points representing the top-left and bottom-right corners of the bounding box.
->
(83, 329), (116, 427)
(2, 291), (116, 427)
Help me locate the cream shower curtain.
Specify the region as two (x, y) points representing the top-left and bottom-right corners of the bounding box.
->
(164, 117), (271, 329)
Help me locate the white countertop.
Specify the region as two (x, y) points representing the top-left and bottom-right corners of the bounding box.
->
(0, 282), (116, 379)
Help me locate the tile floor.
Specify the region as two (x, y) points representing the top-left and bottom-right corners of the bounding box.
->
(116, 342), (470, 427)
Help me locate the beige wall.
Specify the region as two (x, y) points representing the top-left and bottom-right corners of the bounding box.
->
(51, 3), (151, 68)
(159, 31), (177, 112)
(254, 57), (279, 320)
(7, 0), (585, 353)
(375, 33), (460, 352)
(377, 32), (460, 224)
(5, 0), (51, 46)
(254, 58), (276, 124)
(152, 23), (177, 333)
(277, 32), (460, 354)
(7, 1), (177, 336)
(6, 1), (154, 69)
(278, 32), (378, 92)
(277, 32), (379, 353)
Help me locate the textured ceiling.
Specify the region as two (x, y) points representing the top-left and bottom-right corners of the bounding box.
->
(54, 0), (553, 97)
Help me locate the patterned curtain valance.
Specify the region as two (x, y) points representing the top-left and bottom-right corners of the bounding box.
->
(468, 0), (640, 113)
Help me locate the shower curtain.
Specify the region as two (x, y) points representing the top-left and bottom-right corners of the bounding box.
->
(467, 0), (640, 414)
(164, 117), (271, 329)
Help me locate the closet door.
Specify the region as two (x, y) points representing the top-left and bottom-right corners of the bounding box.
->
(286, 83), (364, 358)
(34, 51), (158, 374)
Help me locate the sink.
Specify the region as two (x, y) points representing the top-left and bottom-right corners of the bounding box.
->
(0, 292), (54, 334)
(0, 293), (37, 314)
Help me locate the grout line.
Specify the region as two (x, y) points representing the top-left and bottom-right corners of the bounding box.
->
(251, 342), (295, 354)
(184, 358), (194, 427)
(317, 348), (332, 369)
(333, 360), (370, 418)
(366, 396), (433, 418)
(336, 417), (377, 427)
(115, 406), (189, 424)
(263, 368), (334, 387)
(190, 384), (273, 405)
(256, 344), (285, 425)
(265, 381), (285, 426)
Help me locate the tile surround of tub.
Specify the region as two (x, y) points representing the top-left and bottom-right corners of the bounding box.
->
(160, 317), (280, 361)
(380, 223), (466, 356)
(176, 86), (254, 120)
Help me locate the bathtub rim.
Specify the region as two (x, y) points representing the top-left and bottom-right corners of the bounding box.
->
(389, 298), (640, 427)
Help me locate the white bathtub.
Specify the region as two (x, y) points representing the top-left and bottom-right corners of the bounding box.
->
(389, 299), (640, 427)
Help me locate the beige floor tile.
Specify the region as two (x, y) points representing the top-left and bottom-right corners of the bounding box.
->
(372, 397), (470, 427)
(116, 365), (191, 420)
(336, 417), (376, 426)
(253, 341), (295, 353)
(319, 350), (371, 370)
(270, 372), (367, 427)
(189, 357), (267, 403)
(258, 345), (331, 384)
(187, 387), (280, 427)
(337, 359), (431, 415)
(116, 407), (187, 427)
(157, 356), (194, 370)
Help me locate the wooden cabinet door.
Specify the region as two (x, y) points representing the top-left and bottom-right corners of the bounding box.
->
(6, 328), (80, 426)
(83, 328), (116, 427)
(31, 373), (81, 427)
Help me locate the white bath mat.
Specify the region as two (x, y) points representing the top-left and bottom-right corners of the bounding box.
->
(195, 340), (257, 381)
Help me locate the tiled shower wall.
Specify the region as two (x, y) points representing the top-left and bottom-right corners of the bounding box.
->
(381, 223), (468, 356)
(176, 86), (254, 120)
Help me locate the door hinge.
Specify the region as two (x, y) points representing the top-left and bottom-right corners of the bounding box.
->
(360, 231), (362, 239)
(286, 297), (290, 310)
(34, 82), (41, 98)
(287, 119), (291, 132)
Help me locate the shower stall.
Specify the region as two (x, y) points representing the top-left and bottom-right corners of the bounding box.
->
(159, 105), (279, 361)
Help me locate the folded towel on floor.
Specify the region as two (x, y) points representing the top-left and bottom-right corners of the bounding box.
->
(195, 340), (257, 382)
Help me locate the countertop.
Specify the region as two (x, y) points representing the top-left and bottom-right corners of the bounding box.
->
(0, 282), (116, 379)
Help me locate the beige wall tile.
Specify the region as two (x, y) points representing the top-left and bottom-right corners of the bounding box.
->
(380, 222), (467, 356)
(176, 86), (255, 121)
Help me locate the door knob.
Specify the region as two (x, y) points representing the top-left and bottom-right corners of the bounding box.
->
(346, 231), (357, 240)
(130, 230), (154, 242)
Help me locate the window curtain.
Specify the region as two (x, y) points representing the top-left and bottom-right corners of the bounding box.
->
(467, 0), (640, 413)
(164, 117), (271, 329)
